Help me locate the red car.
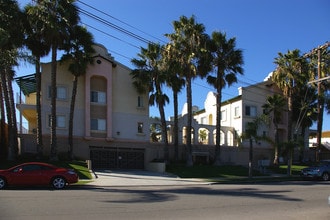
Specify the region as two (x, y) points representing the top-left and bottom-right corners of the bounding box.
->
(0, 162), (79, 189)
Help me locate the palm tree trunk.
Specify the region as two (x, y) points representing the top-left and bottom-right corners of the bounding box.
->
(173, 90), (179, 162)
(50, 44), (58, 161)
(186, 75), (193, 166)
(68, 75), (78, 160)
(287, 93), (293, 175)
(158, 103), (169, 162)
(249, 137), (253, 178)
(214, 86), (222, 165)
(1, 68), (17, 160)
(154, 82), (169, 161)
(287, 94), (293, 141)
(36, 55), (43, 158)
(7, 70), (19, 156)
(273, 124), (279, 166)
(0, 80), (8, 158)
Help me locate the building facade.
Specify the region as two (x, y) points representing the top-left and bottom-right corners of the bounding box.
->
(168, 79), (289, 149)
(16, 44), (159, 169)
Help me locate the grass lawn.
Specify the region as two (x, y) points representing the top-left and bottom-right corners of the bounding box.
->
(268, 164), (307, 175)
(166, 163), (307, 183)
(166, 164), (265, 178)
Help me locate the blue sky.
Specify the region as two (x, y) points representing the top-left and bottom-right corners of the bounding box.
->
(16, 0), (330, 130)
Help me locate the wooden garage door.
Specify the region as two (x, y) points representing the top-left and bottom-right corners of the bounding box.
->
(90, 147), (144, 169)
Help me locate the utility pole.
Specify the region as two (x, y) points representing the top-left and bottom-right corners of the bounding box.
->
(306, 41), (329, 161)
(316, 48), (323, 162)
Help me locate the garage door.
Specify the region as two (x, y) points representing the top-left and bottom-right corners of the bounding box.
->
(90, 147), (144, 169)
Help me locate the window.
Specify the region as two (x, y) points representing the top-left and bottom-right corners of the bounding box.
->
(245, 106), (257, 117)
(234, 106), (240, 117)
(22, 164), (42, 171)
(221, 110), (226, 121)
(137, 122), (143, 133)
(48, 86), (67, 100)
(137, 96), (144, 107)
(91, 119), (106, 131)
(91, 91), (106, 104)
(48, 115), (66, 128)
(201, 117), (206, 124)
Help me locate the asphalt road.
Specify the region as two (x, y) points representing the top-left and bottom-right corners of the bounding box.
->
(1, 181), (329, 220)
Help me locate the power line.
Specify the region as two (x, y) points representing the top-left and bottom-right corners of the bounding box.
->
(81, 22), (140, 49)
(78, 7), (152, 45)
(108, 49), (132, 61)
(77, 0), (166, 44)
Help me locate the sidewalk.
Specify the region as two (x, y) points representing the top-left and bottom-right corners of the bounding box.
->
(85, 170), (211, 187)
(81, 170), (300, 188)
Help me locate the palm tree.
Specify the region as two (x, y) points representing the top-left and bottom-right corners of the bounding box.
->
(242, 115), (267, 178)
(24, 2), (52, 158)
(0, 55), (20, 160)
(292, 85), (318, 161)
(131, 43), (170, 161)
(162, 44), (185, 161)
(60, 25), (95, 160)
(262, 94), (286, 166)
(272, 49), (309, 141)
(0, 0), (24, 160)
(206, 31), (244, 166)
(0, 82), (7, 159)
(272, 49), (310, 174)
(32, 0), (80, 160)
(167, 71), (185, 161)
(165, 15), (211, 166)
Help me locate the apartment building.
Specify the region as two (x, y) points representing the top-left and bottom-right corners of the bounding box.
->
(170, 78), (289, 149)
(16, 44), (154, 169)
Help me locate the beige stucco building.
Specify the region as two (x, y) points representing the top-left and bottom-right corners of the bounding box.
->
(16, 44), (158, 169)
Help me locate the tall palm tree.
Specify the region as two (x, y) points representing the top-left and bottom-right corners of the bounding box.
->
(0, 82), (6, 158)
(131, 43), (170, 161)
(165, 15), (211, 166)
(272, 49), (310, 174)
(262, 94), (286, 165)
(0, 65), (19, 160)
(206, 31), (244, 166)
(162, 44), (185, 161)
(292, 85), (318, 161)
(272, 49), (309, 141)
(60, 25), (95, 160)
(32, 0), (80, 160)
(24, 2), (52, 158)
(0, 0), (24, 160)
(167, 70), (185, 161)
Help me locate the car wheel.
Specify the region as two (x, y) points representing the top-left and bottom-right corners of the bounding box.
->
(0, 176), (6, 189)
(52, 176), (66, 189)
(321, 172), (329, 181)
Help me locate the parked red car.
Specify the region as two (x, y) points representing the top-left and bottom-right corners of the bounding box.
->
(0, 162), (79, 189)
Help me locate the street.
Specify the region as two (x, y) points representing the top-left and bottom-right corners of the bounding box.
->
(0, 181), (329, 220)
